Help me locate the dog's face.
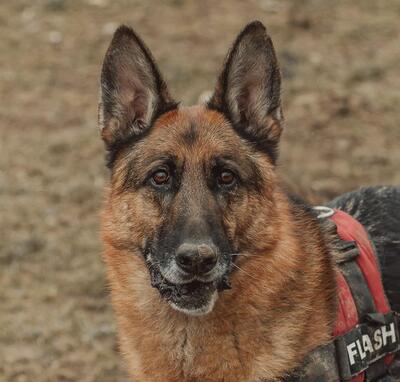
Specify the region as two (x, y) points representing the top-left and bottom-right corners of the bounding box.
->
(99, 22), (283, 315)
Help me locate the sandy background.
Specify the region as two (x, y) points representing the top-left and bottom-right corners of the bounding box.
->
(1, 1), (399, 381)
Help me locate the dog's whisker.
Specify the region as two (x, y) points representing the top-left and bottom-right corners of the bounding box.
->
(231, 253), (253, 258)
(231, 262), (258, 281)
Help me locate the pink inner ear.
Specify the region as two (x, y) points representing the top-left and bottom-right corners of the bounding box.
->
(131, 91), (149, 123)
(123, 91), (151, 133)
(237, 79), (264, 125)
(117, 64), (152, 121)
(119, 79), (151, 132)
(236, 87), (250, 123)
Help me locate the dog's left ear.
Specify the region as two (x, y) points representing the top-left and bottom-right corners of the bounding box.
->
(208, 21), (282, 162)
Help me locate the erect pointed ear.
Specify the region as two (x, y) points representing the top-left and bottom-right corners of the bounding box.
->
(99, 25), (177, 147)
(208, 21), (283, 162)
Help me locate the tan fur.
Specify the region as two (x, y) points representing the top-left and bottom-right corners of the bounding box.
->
(101, 106), (337, 382)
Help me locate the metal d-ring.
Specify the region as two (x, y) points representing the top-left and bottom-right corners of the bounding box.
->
(313, 206), (335, 219)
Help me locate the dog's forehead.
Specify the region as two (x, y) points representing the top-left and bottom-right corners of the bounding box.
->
(149, 106), (240, 153)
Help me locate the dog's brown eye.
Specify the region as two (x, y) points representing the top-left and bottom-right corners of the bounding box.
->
(218, 170), (236, 186)
(152, 169), (169, 185)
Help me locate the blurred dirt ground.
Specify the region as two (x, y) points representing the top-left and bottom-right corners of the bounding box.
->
(0, 0), (399, 381)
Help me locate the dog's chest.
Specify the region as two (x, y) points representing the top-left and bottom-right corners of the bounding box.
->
(140, 315), (301, 382)
(163, 323), (252, 382)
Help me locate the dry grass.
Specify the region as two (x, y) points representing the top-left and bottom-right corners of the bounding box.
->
(1, 0), (399, 381)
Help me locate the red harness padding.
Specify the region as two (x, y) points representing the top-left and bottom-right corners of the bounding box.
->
(330, 210), (394, 382)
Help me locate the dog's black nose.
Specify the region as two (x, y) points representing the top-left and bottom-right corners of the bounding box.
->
(175, 243), (217, 275)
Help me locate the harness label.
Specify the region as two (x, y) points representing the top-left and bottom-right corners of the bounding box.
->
(336, 312), (400, 379)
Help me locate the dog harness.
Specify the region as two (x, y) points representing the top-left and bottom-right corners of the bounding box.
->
(285, 208), (400, 381)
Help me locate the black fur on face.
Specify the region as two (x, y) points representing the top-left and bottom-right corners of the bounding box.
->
(144, 211), (234, 313)
(149, 207), (233, 274)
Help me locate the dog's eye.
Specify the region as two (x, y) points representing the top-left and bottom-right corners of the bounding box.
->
(218, 170), (236, 187)
(152, 169), (170, 186)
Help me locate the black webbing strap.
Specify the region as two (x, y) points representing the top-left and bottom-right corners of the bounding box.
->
(282, 211), (400, 382)
(338, 243), (388, 380)
(282, 313), (400, 382)
(283, 210), (400, 382)
(336, 233), (394, 381)
(335, 312), (400, 380)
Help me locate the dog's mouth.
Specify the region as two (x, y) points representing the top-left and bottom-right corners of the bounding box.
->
(147, 261), (231, 316)
(160, 279), (218, 315)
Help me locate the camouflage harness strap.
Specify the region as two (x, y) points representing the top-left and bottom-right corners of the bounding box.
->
(283, 208), (400, 382)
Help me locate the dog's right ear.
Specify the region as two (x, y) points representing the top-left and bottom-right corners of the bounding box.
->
(208, 21), (282, 163)
(99, 25), (177, 147)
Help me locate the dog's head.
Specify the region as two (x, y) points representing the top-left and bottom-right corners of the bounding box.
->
(99, 21), (283, 315)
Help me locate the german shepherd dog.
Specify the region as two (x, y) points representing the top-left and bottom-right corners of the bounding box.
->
(98, 21), (400, 381)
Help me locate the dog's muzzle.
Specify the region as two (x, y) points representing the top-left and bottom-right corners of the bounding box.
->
(145, 246), (232, 315)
